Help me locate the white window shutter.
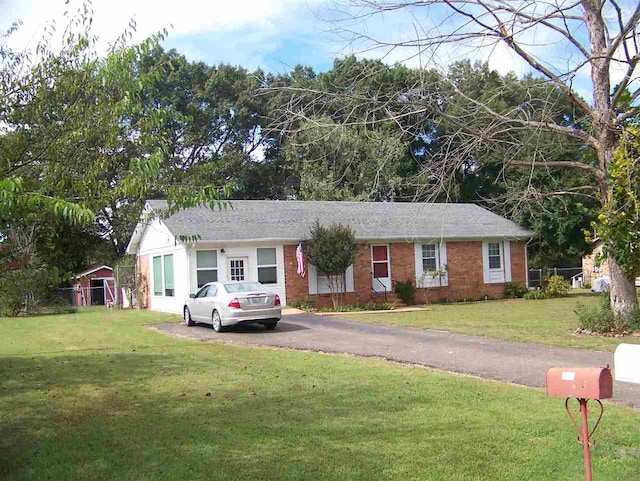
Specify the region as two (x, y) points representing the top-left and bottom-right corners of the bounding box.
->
(414, 243), (424, 287)
(439, 242), (448, 287)
(308, 263), (318, 295)
(345, 265), (355, 292)
(504, 241), (512, 282)
(482, 242), (491, 284)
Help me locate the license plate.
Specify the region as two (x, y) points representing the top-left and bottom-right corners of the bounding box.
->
(248, 296), (266, 305)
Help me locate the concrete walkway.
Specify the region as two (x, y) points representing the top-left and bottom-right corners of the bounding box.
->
(153, 312), (640, 408)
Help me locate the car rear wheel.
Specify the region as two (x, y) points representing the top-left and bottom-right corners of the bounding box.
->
(212, 310), (224, 332)
(184, 307), (195, 327)
(263, 320), (278, 330)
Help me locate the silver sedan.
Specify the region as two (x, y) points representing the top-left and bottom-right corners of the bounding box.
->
(183, 281), (282, 332)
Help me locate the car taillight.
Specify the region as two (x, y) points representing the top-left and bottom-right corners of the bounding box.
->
(228, 298), (241, 309)
(274, 294), (281, 306)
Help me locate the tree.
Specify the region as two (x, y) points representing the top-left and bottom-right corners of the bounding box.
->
(1, 4), (224, 272)
(593, 126), (640, 280)
(305, 221), (356, 309)
(273, 1), (640, 319)
(282, 116), (406, 200)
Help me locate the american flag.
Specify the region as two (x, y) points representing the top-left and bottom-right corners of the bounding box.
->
(296, 242), (306, 277)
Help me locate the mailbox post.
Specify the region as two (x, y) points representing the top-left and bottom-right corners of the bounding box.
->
(546, 366), (613, 481)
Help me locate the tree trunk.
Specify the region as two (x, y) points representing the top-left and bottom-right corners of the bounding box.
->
(608, 256), (639, 319)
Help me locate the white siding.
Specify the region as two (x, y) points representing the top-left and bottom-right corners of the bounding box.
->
(138, 219), (189, 314)
(138, 218), (176, 253)
(187, 243), (288, 305)
(146, 248), (189, 314)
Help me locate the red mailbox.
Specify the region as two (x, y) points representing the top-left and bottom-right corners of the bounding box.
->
(546, 365), (613, 481)
(546, 366), (613, 399)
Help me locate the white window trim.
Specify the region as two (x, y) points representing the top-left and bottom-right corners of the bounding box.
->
(308, 264), (355, 295)
(152, 254), (175, 297)
(228, 257), (248, 282)
(482, 240), (512, 284)
(257, 247), (278, 284)
(414, 242), (448, 288)
(196, 250), (218, 287)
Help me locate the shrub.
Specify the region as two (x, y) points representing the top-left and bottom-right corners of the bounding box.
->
(316, 302), (395, 313)
(583, 282), (592, 290)
(394, 280), (415, 305)
(523, 289), (552, 300)
(0, 268), (53, 316)
(504, 282), (527, 298)
(575, 294), (616, 333)
(545, 275), (571, 297)
(627, 309), (640, 331)
(574, 293), (634, 333)
(288, 300), (317, 312)
(306, 221), (356, 310)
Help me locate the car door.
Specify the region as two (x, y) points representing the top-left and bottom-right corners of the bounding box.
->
(191, 285), (211, 321)
(202, 284), (218, 323)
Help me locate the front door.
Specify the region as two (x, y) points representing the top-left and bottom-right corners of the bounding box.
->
(371, 245), (391, 293)
(228, 257), (248, 282)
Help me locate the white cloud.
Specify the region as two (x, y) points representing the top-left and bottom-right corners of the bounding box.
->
(2, 0), (325, 52)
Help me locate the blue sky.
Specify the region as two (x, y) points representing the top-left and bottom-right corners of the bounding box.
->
(0, 0), (553, 75)
(2, 0), (637, 100)
(1, 0), (345, 74)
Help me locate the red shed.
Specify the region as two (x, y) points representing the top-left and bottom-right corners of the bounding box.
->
(72, 265), (115, 306)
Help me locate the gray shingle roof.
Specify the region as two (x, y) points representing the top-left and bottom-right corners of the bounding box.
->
(145, 199), (534, 242)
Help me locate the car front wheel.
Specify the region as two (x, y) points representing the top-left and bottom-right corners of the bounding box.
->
(184, 307), (195, 327)
(212, 310), (224, 332)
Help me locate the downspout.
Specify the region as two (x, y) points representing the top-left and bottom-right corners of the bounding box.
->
(186, 243), (195, 295)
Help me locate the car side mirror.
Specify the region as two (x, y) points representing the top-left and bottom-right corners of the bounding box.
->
(189, 293), (196, 298)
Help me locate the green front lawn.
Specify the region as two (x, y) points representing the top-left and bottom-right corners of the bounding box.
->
(338, 292), (640, 351)
(1, 308), (639, 480)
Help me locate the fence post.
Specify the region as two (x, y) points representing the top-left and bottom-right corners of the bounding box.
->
(115, 265), (120, 309)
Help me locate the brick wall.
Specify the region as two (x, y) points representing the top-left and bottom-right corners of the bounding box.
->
(284, 240), (528, 307)
(510, 241), (528, 285)
(284, 244), (309, 303)
(136, 255), (150, 309)
(582, 242), (607, 285)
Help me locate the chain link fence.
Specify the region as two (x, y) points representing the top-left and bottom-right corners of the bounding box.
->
(51, 264), (139, 309)
(528, 267), (583, 288)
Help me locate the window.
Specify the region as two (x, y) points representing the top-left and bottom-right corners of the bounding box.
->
(153, 254), (175, 297)
(229, 258), (246, 281)
(196, 250), (218, 288)
(257, 248), (277, 284)
(195, 285), (209, 298)
(224, 282), (264, 293)
(308, 264), (354, 295)
(317, 271), (345, 293)
(153, 256), (162, 296)
(488, 242), (502, 269)
(422, 244), (438, 272)
(163, 254), (174, 297)
(206, 285), (218, 297)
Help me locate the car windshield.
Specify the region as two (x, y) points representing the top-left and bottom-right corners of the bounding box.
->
(223, 282), (265, 293)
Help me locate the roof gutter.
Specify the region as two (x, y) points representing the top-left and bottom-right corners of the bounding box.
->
(184, 233), (536, 245)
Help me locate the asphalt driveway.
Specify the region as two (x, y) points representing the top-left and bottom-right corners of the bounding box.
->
(153, 312), (640, 408)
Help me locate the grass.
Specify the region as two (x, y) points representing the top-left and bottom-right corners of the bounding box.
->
(337, 291), (640, 351)
(1, 308), (639, 480)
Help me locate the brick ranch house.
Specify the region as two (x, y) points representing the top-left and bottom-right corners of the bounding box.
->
(126, 200), (534, 313)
